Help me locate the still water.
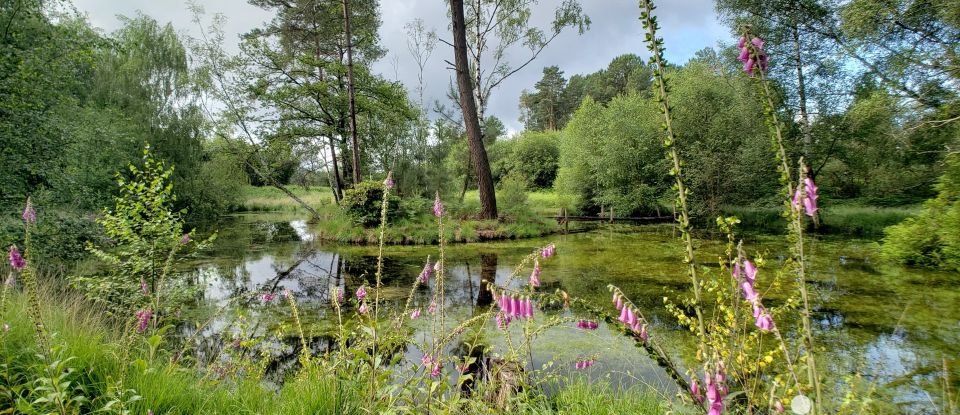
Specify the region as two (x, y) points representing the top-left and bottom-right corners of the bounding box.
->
(185, 212), (959, 412)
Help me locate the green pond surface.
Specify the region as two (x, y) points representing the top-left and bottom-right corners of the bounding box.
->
(185, 212), (959, 413)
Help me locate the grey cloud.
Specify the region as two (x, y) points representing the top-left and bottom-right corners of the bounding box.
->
(73, 0), (728, 133)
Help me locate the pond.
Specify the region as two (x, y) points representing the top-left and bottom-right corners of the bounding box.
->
(184, 212), (959, 413)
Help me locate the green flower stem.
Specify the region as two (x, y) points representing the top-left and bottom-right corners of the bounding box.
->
(744, 28), (823, 413)
(639, 0), (706, 342)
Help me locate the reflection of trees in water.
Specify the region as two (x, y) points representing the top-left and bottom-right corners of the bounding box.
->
(477, 253), (496, 308)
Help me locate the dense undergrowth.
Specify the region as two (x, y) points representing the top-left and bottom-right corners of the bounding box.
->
(0, 284), (666, 414)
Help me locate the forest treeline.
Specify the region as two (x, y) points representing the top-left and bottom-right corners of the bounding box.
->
(1, 0), (958, 268)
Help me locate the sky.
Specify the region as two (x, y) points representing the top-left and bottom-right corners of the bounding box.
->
(73, 0), (731, 134)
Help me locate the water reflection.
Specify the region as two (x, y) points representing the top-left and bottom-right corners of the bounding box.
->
(184, 215), (958, 412)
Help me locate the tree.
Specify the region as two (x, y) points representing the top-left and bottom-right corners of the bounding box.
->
(189, 5), (324, 218)
(244, 0), (399, 192)
(519, 66), (569, 131)
(449, 0), (498, 218)
(716, 0), (843, 164)
(446, 0), (589, 218)
(342, 0), (362, 184)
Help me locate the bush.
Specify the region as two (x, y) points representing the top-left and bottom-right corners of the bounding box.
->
(71, 147), (214, 314)
(503, 131), (560, 189)
(340, 180), (401, 227)
(498, 174), (530, 217)
(882, 154), (960, 270)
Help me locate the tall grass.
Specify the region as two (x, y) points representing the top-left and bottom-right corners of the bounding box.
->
(722, 204), (919, 237)
(239, 186), (334, 212)
(0, 280), (668, 414)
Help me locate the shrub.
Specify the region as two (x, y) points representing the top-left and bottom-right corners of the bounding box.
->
(340, 180), (401, 227)
(71, 146), (214, 315)
(498, 174), (530, 217)
(882, 154), (960, 270)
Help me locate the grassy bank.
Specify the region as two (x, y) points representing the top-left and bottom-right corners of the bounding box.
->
(722, 203), (919, 237)
(239, 185), (336, 212)
(0, 284), (667, 414)
(238, 186), (562, 244)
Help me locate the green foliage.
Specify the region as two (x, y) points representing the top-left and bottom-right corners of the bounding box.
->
(505, 132), (561, 189)
(340, 181), (400, 227)
(556, 94), (669, 216)
(71, 147), (213, 313)
(520, 66), (572, 131)
(882, 154), (960, 270)
(497, 174), (531, 218)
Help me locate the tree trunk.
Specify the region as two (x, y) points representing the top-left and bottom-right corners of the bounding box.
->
(450, 0), (498, 219)
(342, 0), (362, 185)
(476, 253), (496, 307)
(791, 24), (813, 158)
(327, 136), (343, 202)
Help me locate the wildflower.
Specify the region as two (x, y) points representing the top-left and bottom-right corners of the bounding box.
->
(708, 400), (724, 415)
(418, 260), (433, 284)
(431, 361), (442, 378)
(576, 320), (598, 330)
(410, 308), (421, 320)
(140, 278), (150, 296)
(574, 359), (594, 369)
(356, 286), (367, 301)
(135, 309), (152, 333)
(510, 296), (521, 317)
(433, 192), (444, 218)
(622, 307), (637, 326)
(755, 310), (774, 332)
(529, 259), (541, 288)
(690, 378), (704, 404)
(541, 243), (555, 258)
(774, 401), (785, 413)
(613, 292), (623, 310)
(383, 172), (394, 190)
(737, 36), (769, 75)
(743, 260), (757, 284)
(22, 198), (36, 224)
(282, 289), (292, 299)
(7, 246), (26, 272)
(523, 297), (534, 318)
(792, 176), (819, 217)
(638, 324), (649, 342)
(358, 302), (368, 314)
(705, 369), (726, 415)
(421, 354), (433, 367)
(495, 312), (512, 329)
(428, 300), (437, 314)
(180, 233), (190, 245)
(337, 288), (344, 303)
(260, 292), (275, 303)
(740, 281), (758, 303)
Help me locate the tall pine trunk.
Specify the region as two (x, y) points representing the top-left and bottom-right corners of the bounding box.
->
(449, 0), (497, 219)
(343, 0), (361, 185)
(327, 135), (343, 202)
